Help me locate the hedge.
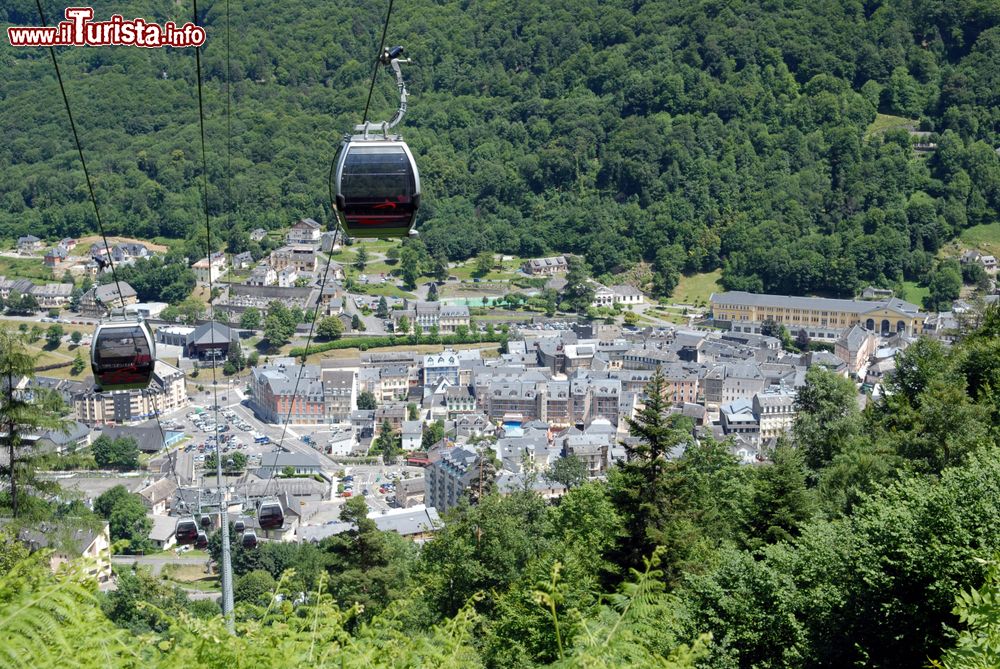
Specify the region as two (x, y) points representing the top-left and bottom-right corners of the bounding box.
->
(289, 333), (506, 357)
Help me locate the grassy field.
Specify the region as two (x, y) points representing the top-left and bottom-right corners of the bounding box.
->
(448, 257), (522, 281)
(865, 113), (916, 139)
(959, 222), (1000, 257)
(670, 270), (722, 307)
(901, 280), (929, 306)
(161, 563), (219, 591)
(350, 282), (415, 299)
(0, 256), (54, 282)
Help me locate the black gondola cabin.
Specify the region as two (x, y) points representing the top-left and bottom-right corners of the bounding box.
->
(258, 497), (284, 530)
(91, 320), (156, 391)
(334, 139), (420, 239)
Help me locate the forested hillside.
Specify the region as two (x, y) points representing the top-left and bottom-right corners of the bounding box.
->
(3, 0), (1000, 295)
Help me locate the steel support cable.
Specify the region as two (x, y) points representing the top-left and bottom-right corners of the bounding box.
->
(192, 0), (235, 631)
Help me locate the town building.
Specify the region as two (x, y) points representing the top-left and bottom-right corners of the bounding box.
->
(286, 218), (322, 244)
(30, 283), (73, 308)
(751, 389), (797, 441)
(426, 446), (485, 512)
(73, 360), (187, 425)
(16, 522), (112, 583)
(250, 360), (326, 424)
(393, 301), (471, 334)
(247, 264), (277, 287)
(17, 235), (43, 253)
(192, 254), (227, 285)
(719, 399), (760, 444)
(185, 322), (238, 363)
(322, 369), (356, 423)
(835, 325), (878, 377)
(43, 245), (68, 267)
(711, 291), (926, 338)
(522, 256), (568, 275)
(423, 350), (461, 386)
(270, 245), (317, 273)
(78, 282), (138, 318)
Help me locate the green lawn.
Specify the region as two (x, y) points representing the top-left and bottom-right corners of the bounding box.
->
(350, 282), (415, 299)
(449, 258), (522, 281)
(865, 113), (916, 140)
(0, 256), (54, 282)
(670, 270), (722, 307)
(901, 280), (929, 306)
(960, 222), (1000, 257)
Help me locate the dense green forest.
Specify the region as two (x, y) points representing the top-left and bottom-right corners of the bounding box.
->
(2, 307), (1000, 667)
(3, 0), (1000, 296)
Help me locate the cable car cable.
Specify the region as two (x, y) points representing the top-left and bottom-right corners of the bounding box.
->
(33, 0), (172, 465)
(362, 0), (396, 126)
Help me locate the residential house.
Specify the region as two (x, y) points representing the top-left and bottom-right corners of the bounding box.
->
(192, 254), (226, 285)
(401, 420), (423, 451)
(278, 266), (299, 287)
(30, 283), (73, 308)
(270, 245), (317, 273)
(147, 514), (176, 550)
(17, 235), (43, 253)
(137, 478), (178, 515)
(232, 251), (254, 270)
(286, 218), (322, 244)
(17, 522), (112, 583)
(250, 227), (267, 242)
(78, 282), (138, 318)
(522, 256), (568, 275)
(247, 264), (277, 287)
(961, 250), (999, 275)
(36, 420), (91, 454)
(43, 245), (68, 267)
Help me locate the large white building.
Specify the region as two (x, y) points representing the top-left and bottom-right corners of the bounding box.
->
(73, 360), (187, 425)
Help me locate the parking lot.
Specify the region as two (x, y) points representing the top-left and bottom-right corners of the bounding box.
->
(158, 396), (426, 514)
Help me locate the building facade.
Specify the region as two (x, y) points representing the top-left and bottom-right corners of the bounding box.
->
(73, 361), (187, 425)
(711, 291), (926, 339)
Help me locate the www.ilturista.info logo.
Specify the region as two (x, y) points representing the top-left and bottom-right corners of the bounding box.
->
(7, 7), (206, 47)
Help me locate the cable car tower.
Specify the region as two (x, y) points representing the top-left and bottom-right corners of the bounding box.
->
(333, 46), (421, 240)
